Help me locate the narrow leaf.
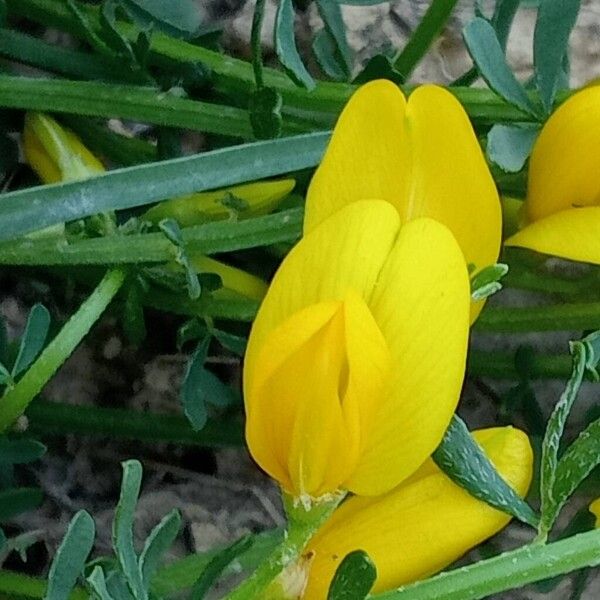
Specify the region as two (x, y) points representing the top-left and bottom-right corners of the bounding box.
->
(534, 0), (581, 112)
(539, 340), (587, 536)
(275, 0), (316, 89)
(87, 567), (114, 600)
(315, 0), (352, 78)
(487, 124), (539, 173)
(248, 87), (283, 140)
(45, 511), (95, 600)
(119, 0), (202, 39)
(463, 18), (538, 117)
(139, 509), (181, 587)
(433, 415), (539, 527)
(492, 0), (521, 49)
(190, 536), (253, 600)
(313, 29), (347, 81)
(470, 263), (509, 301)
(113, 460), (146, 600)
(181, 337), (237, 431)
(12, 304), (51, 378)
(327, 550), (377, 600)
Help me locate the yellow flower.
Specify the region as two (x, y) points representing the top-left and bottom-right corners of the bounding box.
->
(589, 498), (600, 528)
(302, 426), (533, 598)
(244, 200), (470, 500)
(506, 86), (600, 263)
(305, 80), (501, 320)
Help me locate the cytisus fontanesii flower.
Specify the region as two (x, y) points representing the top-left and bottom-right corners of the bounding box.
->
(244, 200), (470, 500)
(305, 80), (501, 320)
(506, 86), (600, 263)
(302, 426), (533, 598)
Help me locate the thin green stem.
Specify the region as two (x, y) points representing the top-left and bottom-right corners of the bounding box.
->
(468, 349), (573, 380)
(375, 529), (600, 600)
(476, 302), (600, 332)
(0, 75), (260, 138)
(26, 400), (244, 447)
(393, 0), (460, 78)
(0, 208), (303, 265)
(0, 269), (125, 432)
(225, 494), (343, 600)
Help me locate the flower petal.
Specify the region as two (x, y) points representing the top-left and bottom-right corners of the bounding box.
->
(346, 218), (470, 496)
(304, 82), (501, 279)
(405, 85), (501, 276)
(244, 200), (401, 395)
(304, 80), (409, 234)
(526, 86), (600, 222)
(304, 427), (533, 597)
(506, 207), (600, 265)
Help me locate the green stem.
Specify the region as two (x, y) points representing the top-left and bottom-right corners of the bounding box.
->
(476, 302), (600, 332)
(468, 349), (573, 380)
(26, 400), (244, 447)
(7, 0), (573, 123)
(225, 494), (343, 600)
(0, 570), (86, 600)
(0, 75), (262, 138)
(0, 269), (125, 432)
(0, 208), (303, 265)
(393, 0), (460, 77)
(375, 529), (600, 600)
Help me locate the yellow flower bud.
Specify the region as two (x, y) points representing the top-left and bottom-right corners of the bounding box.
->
(302, 426), (533, 598)
(244, 200), (471, 501)
(23, 112), (105, 183)
(143, 179), (295, 227)
(506, 86), (600, 264)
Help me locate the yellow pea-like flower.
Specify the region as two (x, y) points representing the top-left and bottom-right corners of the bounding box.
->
(244, 200), (470, 500)
(301, 426), (533, 598)
(305, 80), (501, 321)
(506, 86), (600, 263)
(23, 112), (270, 301)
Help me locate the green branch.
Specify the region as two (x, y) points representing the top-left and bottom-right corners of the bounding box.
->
(0, 269), (125, 432)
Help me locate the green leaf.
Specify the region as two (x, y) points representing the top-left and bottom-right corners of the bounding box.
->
(433, 415), (539, 527)
(327, 550), (377, 600)
(0, 132), (327, 242)
(534, 0), (581, 112)
(313, 29), (347, 81)
(113, 460), (146, 600)
(0, 437), (46, 464)
(275, 0), (316, 90)
(123, 282), (146, 346)
(539, 338), (589, 537)
(470, 263), (509, 301)
(487, 124), (539, 173)
(190, 536), (253, 600)
(118, 0), (202, 39)
(248, 87), (283, 140)
(139, 509), (181, 588)
(333, 0), (389, 4)
(393, 0), (460, 78)
(0, 527), (5, 551)
(100, 1), (136, 63)
(491, 0), (521, 50)
(87, 567), (114, 600)
(463, 18), (538, 117)
(212, 329), (247, 357)
(315, 0), (352, 78)
(45, 510), (96, 600)
(181, 337), (237, 431)
(0, 487), (43, 521)
(12, 304), (51, 378)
